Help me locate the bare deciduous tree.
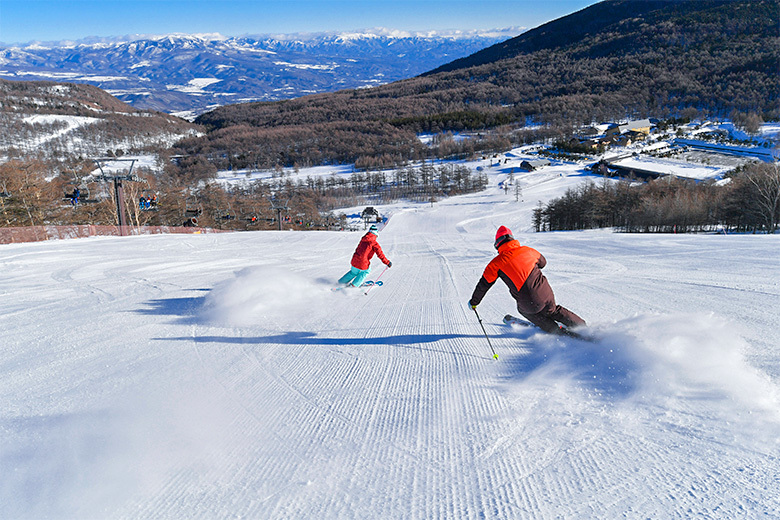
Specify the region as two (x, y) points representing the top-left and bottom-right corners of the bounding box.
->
(744, 162), (780, 233)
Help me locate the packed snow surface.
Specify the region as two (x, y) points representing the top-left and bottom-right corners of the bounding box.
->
(1, 167), (779, 519)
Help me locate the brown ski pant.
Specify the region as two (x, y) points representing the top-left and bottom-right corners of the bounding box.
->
(520, 301), (586, 334)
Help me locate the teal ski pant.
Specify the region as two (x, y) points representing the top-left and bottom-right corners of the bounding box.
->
(339, 266), (370, 287)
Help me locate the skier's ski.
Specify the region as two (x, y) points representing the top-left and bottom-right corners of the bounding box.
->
(502, 314), (535, 328)
(332, 280), (383, 292)
(362, 279), (384, 295)
(503, 314), (592, 341)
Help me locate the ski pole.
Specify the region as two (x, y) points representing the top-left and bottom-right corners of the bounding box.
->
(473, 307), (498, 360)
(364, 265), (389, 295)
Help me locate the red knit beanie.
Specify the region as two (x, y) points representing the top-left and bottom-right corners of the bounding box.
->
(495, 226), (512, 241)
(494, 226), (514, 249)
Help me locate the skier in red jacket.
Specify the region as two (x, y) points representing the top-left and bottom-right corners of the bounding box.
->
(338, 224), (392, 287)
(468, 226), (585, 334)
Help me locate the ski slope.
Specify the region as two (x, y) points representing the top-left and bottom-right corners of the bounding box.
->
(2, 167), (779, 519)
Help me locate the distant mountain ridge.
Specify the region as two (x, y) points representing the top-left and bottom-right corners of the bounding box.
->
(184, 0), (779, 172)
(0, 29), (521, 117)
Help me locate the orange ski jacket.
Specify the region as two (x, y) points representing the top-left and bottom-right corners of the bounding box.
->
(351, 232), (390, 270)
(470, 240), (553, 315)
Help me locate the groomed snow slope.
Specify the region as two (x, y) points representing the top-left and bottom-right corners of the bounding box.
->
(2, 168), (779, 519)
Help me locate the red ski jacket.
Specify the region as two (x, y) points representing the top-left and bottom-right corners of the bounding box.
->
(470, 240), (554, 315)
(351, 232), (390, 270)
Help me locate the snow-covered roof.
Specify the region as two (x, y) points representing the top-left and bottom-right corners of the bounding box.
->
(619, 119), (653, 133)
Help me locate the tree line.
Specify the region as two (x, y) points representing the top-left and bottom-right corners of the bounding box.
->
(533, 163), (780, 234)
(0, 158), (487, 232)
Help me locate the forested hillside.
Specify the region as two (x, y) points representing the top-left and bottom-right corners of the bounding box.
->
(428, 0), (777, 74)
(185, 0), (779, 171)
(0, 79), (199, 159)
(0, 79), (203, 231)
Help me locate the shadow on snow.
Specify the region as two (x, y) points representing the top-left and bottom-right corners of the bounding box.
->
(157, 331), (486, 349)
(140, 294), (640, 390)
(500, 327), (640, 401)
(135, 291), (210, 324)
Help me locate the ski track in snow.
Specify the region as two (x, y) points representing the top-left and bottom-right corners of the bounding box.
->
(1, 167), (779, 519)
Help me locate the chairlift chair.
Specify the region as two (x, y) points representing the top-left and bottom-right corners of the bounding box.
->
(241, 206), (261, 224)
(184, 195), (203, 218)
(63, 183), (91, 205)
(216, 201), (236, 221)
(63, 170), (101, 205)
(139, 189), (159, 211)
(79, 182), (102, 204)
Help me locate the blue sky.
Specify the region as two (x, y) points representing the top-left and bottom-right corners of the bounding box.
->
(0, 0), (600, 45)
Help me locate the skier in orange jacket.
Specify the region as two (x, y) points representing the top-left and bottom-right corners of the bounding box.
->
(468, 226), (585, 334)
(338, 224), (392, 287)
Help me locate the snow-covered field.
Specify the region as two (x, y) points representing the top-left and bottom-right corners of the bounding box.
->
(2, 166), (779, 519)
(21, 114), (100, 150)
(1, 113), (201, 159)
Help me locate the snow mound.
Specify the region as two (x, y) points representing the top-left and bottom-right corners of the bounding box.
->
(608, 313), (780, 413)
(200, 266), (332, 326)
(503, 313), (780, 445)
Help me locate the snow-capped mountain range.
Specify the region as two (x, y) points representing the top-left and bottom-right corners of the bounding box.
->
(0, 29), (521, 118)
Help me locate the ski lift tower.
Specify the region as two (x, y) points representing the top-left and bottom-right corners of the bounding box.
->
(93, 157), (141, 236)
(270, 197), (289, 231)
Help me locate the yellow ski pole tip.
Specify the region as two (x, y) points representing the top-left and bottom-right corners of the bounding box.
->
(493, 354), (499, 360)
